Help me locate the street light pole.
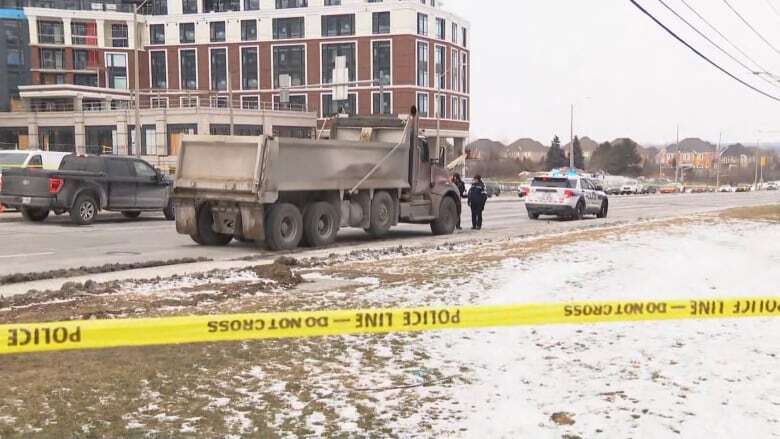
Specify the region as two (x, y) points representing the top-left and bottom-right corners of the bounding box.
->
(132, 6), (141, 157)
(716, 132), (722, 189)
(569, 104), (574, 169)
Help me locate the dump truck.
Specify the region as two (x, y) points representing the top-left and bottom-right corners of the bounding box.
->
(172, 109), (461, 251)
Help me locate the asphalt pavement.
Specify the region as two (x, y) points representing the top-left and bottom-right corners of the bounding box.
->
(0, 191), (778, 279)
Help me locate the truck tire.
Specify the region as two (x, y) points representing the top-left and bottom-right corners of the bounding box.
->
(70, 194), (98, 225)
(265, 203), (303, 251)
(163, 199), (175, 221)
(430, 197), (457, 236)
(302, 201), (339, 247)
(121, 211), (141, 219)
(366, 191), (395, 238)
(21, 207), (50, 223)
(194, 204), (233, 246)
(597, 200), (609, 219)
(527, 211), (539, 220)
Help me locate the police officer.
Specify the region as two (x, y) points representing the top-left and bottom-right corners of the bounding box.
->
(467, 175), (488, 230)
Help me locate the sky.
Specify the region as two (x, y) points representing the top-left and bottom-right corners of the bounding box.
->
(442, 0), (780, 147)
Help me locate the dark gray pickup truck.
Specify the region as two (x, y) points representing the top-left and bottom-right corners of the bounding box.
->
(0, 155), (174, 225)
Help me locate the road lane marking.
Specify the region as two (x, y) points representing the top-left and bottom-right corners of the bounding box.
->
(0, 251), (56, 259)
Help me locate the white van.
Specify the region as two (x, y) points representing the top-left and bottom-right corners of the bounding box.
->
(0, 150), (71, 172)
(0, 151), (72, 206)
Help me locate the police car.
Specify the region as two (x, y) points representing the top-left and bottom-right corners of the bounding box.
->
(525, 170), (609, 220)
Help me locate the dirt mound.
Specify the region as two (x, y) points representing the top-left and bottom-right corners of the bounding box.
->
(253, 262), (303, 287)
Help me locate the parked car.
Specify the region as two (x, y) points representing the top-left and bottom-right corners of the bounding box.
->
(484, 180), (501, 198)
(525, 175), (609, 220)
(767, 182), (779, 191)
(518, 185), (530, 198)
(736, 185), (752, 193)
(0, 155), (174, 225)
(620, 181), (641, 195)
(0, 151), (71, 209)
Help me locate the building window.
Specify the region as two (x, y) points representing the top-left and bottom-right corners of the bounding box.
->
(111, 24), (128, 48)
(150, 24), (165, 45)
(71, 22), (97, 45)
(179, 23), (195, 43)
(181, 96), (198, 107)
(72, 49), (95, 70)
(241, 47), (258, 90)
(322, 14), (354, 37)
(276, 0), (306, 8)
(416, 93), (428, 117)
(451, 96), (459, 120)
(242, 95), (259, 109)
(244, 0), (259, 10)
(203, 0), (239, 12)
(451, 22), (458, 44)
(180, 49), (197, 89)
(372, 11), (390, 34)
(417, 13), (427, 36)
(372, 40), (390, 85)
(435, 17), (445, 40)
(462, 27), (468, 47)
(182, 0), (197, 13)
(461, 52), (468, 93)
(241, 20), (257, 41)
(372, 92), (391, 115)
(322, 93), (356, 117)
(321, 42), (355, 84)
(273, 94), (306, 111)
(40, 48), (64, 69)
(210, 22), (225, 42)
(74, 74), (97, 87)
(210, 48), (227, 90)
(273, 45), (305, 88)
(324, 0), (340, 5)
(451, 49), (459, 92)
(273, 17), (304, 39)
(144, 0), (167, 15)
(461, 97), (468, 121)
(37, 21), (64, 44)
(435, 94), (445, 118)
(150, 51), (167, 89)
(106, 53), (128, 89)
(435, 45), (445, 89)
(417, 41), (428, 87)
(6, 49), (22, 65)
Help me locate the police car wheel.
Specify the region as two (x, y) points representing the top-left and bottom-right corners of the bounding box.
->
(597, 200), (609, 219)
(574, 200), (585, 220)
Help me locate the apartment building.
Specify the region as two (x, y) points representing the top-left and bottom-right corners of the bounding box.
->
(0, 1), (31, 113)
(0, 0), (470, 164)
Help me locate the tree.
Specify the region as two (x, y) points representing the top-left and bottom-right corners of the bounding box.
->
(570, 136), (585, 170)
(588, 139), (642, 175)
(545, 135), (567, 170)
(589, 142), (613, 172)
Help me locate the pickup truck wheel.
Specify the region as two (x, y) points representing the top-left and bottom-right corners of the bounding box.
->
(265, 203), (303, 251)
(366, 191), (395, 238)
(121, 211), (141, 219)
(597, 200), (609, 219)
(430, 197), (457, 235)
(195, 205), (233, 246)
(163, 199), (175, 221)
(302, 202), (339, 247)
(70, 194), (98, 225)
(21, 207), (50, 222)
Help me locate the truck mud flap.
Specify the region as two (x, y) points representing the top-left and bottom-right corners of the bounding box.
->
(175, 201), (198, 236)
(240, 205), (265, 241)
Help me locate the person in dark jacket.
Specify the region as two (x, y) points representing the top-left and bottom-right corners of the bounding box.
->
(451, 173), (466, 230)
(467, 175), (488, 230)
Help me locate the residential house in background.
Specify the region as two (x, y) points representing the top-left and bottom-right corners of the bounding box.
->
(505, 137), (548, 162)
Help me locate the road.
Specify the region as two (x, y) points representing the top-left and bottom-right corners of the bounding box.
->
(0, 191), (777, 278)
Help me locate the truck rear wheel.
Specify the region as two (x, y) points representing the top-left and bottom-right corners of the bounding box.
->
(193, 205), (233, 246)
(430, 197), (457, 235)
(265, 203), (303, 251)
(366, 191), (395, 238)
(70, 194), (98, 225)
(21, 207), (49, 223)
(302, 202), (339, 248)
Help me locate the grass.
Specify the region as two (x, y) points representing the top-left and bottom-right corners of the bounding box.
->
(719, 204), (780, 222)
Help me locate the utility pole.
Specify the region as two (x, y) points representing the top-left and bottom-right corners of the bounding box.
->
(675, 125), (680, 183)
(754, 139), (760, 189)
(569, 104), (574, 169)
(129, 0), (151, 158)
(716, 132), (722, 189)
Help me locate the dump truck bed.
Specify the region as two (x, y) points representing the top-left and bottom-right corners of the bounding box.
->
(173, 134), (411, 202)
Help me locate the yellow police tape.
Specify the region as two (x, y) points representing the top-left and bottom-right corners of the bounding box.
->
(2, 297), (779, 355)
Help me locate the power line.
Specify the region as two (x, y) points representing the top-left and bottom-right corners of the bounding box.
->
(656, 0), (780, 92)
(763, 0), (780, 18)
(679, 0), (779, 79)
(721, 0), (780, 57)
(628, 0), (780, 102)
